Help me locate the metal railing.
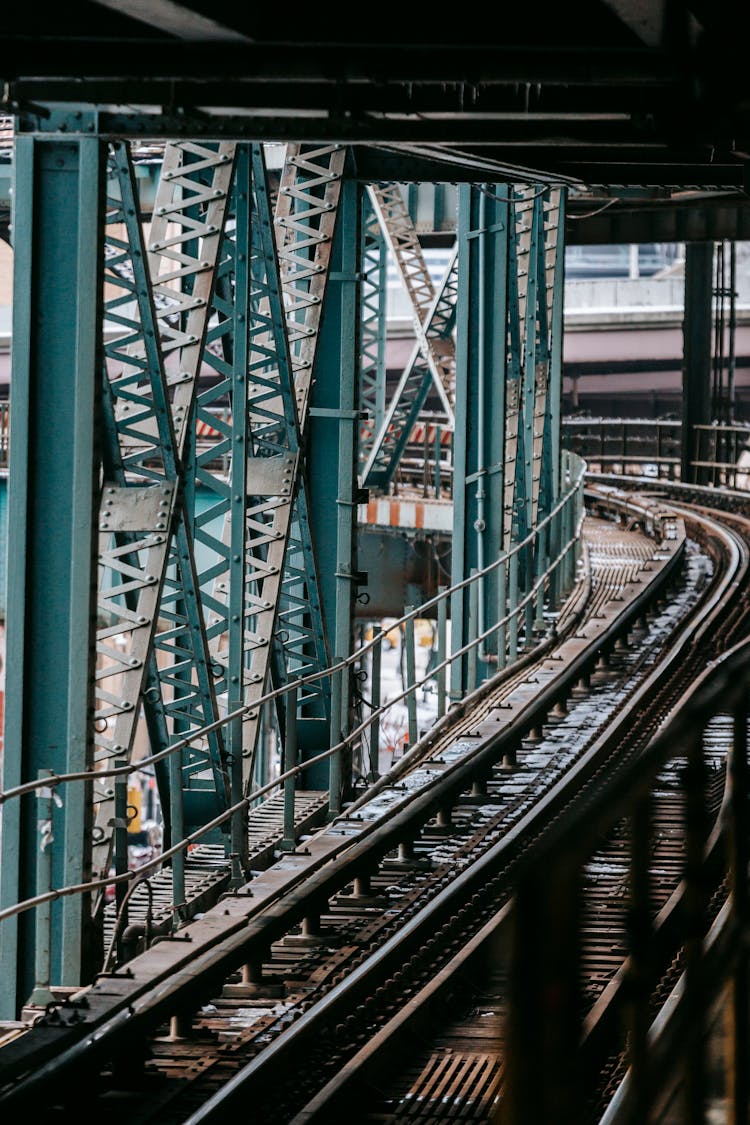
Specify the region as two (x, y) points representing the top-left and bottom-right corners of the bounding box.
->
(504, 637), (750, 1123)
(563, 416), (750, 490)
(0, 454), (586, 995)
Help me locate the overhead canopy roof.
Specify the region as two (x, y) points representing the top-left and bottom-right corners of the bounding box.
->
(1, 1), (748, 235)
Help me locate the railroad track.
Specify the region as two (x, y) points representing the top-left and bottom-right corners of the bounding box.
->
(275, 486), (750, 1125)
(0, 486), (744, 1123)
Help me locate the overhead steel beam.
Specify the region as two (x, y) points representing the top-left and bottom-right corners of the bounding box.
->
(89, 0), (251, 41)
(0, 43), (678, 84)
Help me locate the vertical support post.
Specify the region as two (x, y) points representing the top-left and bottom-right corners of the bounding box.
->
(404, 608), (418, 749)
(113, 760), (129, 953)
(307, 172), (360, 796)
(548, 503), (561, 610)
(451, 184), (507, 689)
(434, 424), (442, 498)
(506, 865), (584, 1122)
(524, 543), (534, 646)
(497, 558), (508, 670)
(534, 521), (547, 631)
(467, 574), (479, 692)
(329, 661), (344, 816)
(509, 548), (519, 662)
(682, 242), (714, 485)
(368, 641), (381, 781)
(0, 132), (103, 1017)
(29, 771), (55, 1007)
(281, 683), (298, 853)
(549, 191), (566, 506)
(229, 145), (251, 885)
(169, 746), (185, 930)
(436, 586), (448, 718)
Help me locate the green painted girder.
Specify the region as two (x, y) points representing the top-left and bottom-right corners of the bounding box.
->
(503, 189), (529, 552)
(237, 143), (344, 792)
(362, 245), (458, 489)
(451, 184), (508, 687)
(358, 195), (388, 473)
(367, 183), (455, 423)
(532, 187), (564, 526)
(307, 176), (361, 800)
(0, 134), (103, 1017)
(93, 141), (234, 878)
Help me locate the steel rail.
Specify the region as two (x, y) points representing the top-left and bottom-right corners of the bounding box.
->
(180, 507), (741, 1124)
(0, 492), (679, 1098)
(0, 494), (712, 1112)
(271, 503), (750, 1124)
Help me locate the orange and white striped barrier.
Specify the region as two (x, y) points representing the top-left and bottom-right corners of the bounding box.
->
(359, 496), (452, 532)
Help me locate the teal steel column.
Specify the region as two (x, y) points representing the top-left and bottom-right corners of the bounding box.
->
(547, 189), (566, 505)
(450, 184), (508, 692)
(307, 174), (361, 795)
(0, 133), (103, 1017)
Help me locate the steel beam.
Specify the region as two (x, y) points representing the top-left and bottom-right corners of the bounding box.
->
(358, 195), (388, 477)
(307, 177), (361, 799)
(0, 134), (103, 1016)
(682, 242), (714, 484)
(94, 140), (235, 884)
(451, 185), (508, 689)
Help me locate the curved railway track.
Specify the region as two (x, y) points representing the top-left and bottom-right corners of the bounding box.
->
(2, 484), (749, 1124)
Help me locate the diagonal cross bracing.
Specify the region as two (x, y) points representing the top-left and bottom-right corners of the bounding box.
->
(367, 184), (456, 427)
(357, 196), (388, 474)
(93, 141), (235, 880)
(237, 143), (344, 790)
(362, 245), (458, 488)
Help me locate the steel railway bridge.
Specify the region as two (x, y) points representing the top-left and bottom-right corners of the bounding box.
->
(1, 4), (750, 1122)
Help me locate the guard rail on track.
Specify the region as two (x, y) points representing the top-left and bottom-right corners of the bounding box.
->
(504, 522), (750, 1125)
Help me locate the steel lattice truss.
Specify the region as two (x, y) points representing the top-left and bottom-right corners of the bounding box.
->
(361, 184), (457, 491)
(357, 195), (388, 475)
(93, 141), (343, 888)
(503, 186), (563, 550)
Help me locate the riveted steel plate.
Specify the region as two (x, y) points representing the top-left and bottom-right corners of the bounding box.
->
(246, 455), (296, 496)
(98, 483), (177, 533)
